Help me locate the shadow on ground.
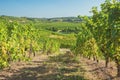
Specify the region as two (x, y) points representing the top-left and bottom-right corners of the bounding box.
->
(4, 53), (87, 80)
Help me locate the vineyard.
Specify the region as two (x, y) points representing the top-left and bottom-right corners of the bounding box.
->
(0, 0), (120, 80)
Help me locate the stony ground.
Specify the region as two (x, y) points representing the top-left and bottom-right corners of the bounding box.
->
(0, 49), (120, 80)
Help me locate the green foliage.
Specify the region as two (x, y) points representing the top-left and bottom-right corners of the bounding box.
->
(34, 22), (82, 34)
(42, 39), (60, 54)
(0, 20), (42, 68)
(0, 17), (78, 69)
(75, 25), (100, 59)
(75, 0), (120, 76)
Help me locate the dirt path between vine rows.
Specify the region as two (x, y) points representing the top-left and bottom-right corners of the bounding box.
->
(0, 49), (120, 80)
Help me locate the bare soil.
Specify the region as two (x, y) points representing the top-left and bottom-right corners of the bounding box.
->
(0, 50), (120, 80)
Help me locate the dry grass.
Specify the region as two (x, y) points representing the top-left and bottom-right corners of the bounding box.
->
(0, 51), (119, 80)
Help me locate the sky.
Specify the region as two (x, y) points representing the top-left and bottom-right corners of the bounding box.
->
(0, 0), (105, 18)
